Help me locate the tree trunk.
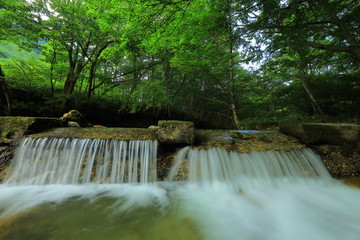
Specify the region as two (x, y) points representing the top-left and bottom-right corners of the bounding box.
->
(64, 61), (83, 95)
(87, 62), (96, 99)
(228, 23), (241, 130)
(163, 56), (173, 119)
(49, 45), (57, 97)
(61, 61), (83, 112)
(231, 103), (241, 129)
(301, 76), (324, 115)
(298, 66), (324, 115)
(229, 65), (241, 129)
(0, 65), (11, 115)
(86, 41), (115, 99)
(64, 65), (76, 95)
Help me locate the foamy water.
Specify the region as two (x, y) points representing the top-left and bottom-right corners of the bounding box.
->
(1, 181), (360, 240)
(1, 142), (360, 240)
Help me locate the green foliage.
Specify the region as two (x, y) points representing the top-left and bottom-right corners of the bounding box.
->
(0, 0), (358, 127)
(0, 41), (37, 60)
(0, 42), (50, 90)
(131, 78), (170, 112)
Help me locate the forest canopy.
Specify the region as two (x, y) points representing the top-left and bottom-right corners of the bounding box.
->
(0, 0), (359, 128)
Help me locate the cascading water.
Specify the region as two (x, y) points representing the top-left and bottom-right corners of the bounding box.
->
(0, 139), (360, 240)
(167, 147), (333, 189)
(4, 138), (158, 185)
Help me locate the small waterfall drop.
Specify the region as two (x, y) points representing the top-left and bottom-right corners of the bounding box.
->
(167, 147), (333, 188)
(4, 138), (158, 185)
(1, 137), (360, 240)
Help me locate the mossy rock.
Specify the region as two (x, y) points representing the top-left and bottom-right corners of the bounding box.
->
(280, 123), (360, 147)
(302, 123), (360, 146)
(60, 110), (93, 127)
(280, 123), (360, 177)
(29, 127), (158, 140)
(0, 117), (63, 141)
(279, 122), (307, 140)
(194, 129), (305, 152)
(157, 120), (195, 145)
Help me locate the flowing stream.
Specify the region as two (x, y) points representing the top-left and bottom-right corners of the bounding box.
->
(167, 147), (333, 188)
(0, 138), (360, 240)
(4, 138), (158, 185)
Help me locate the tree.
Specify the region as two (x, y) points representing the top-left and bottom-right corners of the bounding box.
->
(247, 0), (359, 60)
(260, 50), (324, 117)
(0, 0), (26, 115)
(33, 0), (122, 96)
(139, 0), (256, 128)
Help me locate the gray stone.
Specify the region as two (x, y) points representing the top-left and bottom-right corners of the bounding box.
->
(67, 121), (81, 127)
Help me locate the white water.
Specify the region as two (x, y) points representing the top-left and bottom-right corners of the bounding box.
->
(168, 147), (334, 189)
(1, 143), (360, 240)
(4, 138), (158, 185)
(0, 182), (359, 240)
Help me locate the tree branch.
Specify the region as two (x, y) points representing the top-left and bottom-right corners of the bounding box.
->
(200, 96), (231, 110)
(206, 110), (232, 120)
(147, 0), (192, 6)
(305, 41), (353, 53)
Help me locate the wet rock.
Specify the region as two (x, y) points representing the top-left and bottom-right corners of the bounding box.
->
(0, 142), (17, 182)
(228, 131), (246, 140)
(194, 129), (305, 152)
(343, 176), (360, 188)
(29, 127), (158, 141)
(315, 144), (360, 178)
(157, 120), (195, 145)
(0, 116), (64, 181)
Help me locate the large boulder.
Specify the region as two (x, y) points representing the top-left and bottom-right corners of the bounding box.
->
(60, 110), (93, 127)
(279, 123), (360, 147)
(0, 116), (64, 141)
(280, 122), (360, 178)
(157, 120), (195, 145)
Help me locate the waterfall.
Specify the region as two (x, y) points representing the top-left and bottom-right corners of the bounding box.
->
(4, 138), (158, 185)
(1, 138), (360, 240)
(167, 147), (333, 188)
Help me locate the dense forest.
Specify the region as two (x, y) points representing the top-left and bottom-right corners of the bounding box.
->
(0, 0), (359, 128)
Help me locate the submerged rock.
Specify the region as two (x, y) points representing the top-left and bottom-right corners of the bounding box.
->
(157, 120), (195, 145)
